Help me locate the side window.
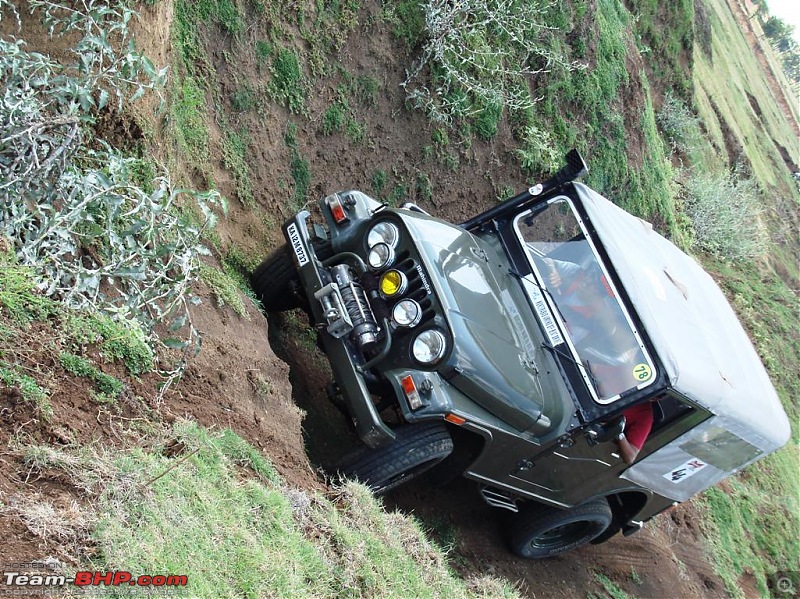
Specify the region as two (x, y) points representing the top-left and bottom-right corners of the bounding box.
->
(651, 395), (693, 433)
(641, 394), (705, 454)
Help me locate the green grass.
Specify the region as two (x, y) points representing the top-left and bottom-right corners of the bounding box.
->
(284, 123), (311, 206)
(255, 40), (272, 69)
(591, 571), (633, 599)
(171, 74), (211, 173)
(322, 103), (346, 135)
(416, 171), (433, 201)
(625, 0), (694, 98)
(198, 263), (249, 319)
(0, 260), (58, 325)
(385, 0), (426, 50)
(269, 48), (308, 115)
(371, 169), (387, 195)
(473, 101), (502, 141)
(0, 363), (52, 420)
(64, 313), (153, 377)
(22, 420), (519, 598)
(230, 85), (258, 112)
(221, 128), (255, 207)
(59, 352), (124, 398)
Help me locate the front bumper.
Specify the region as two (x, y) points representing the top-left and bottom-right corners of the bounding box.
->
(284, 211), (396, 449)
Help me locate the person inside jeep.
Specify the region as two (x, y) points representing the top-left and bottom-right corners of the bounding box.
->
(616, 401), (655, 464)
(541, 256), (645, 397)
(517, 198), (656, 403)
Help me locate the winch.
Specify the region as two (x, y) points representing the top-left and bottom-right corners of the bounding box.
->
(314, 263), (379, 349)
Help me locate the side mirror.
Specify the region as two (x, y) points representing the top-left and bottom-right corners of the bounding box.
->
(585, 416), (626, 446)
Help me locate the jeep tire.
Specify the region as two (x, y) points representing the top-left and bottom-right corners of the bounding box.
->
(339, 422), (454, 495)
(251, 241), (332, 312)
(509, 498), (613, 558)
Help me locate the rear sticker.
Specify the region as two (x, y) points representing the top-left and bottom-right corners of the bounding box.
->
(663, 458), (708, 484)
(632, 363), (652, 382)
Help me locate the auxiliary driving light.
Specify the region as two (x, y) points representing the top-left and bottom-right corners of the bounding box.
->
(379, 269), (407, 297)
(392, 299), (422, 327)
(367, 221), (399, 249)
(412, 329), (447, 365)
(367, 242), (395, 269)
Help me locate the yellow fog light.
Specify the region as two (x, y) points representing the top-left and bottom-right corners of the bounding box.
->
(379, 270), (407, 297)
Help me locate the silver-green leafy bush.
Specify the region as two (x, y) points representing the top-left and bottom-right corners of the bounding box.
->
(657, 92), (703, 156)
(0, 1), (225, 387)
(402, 0), (580, 124)
(683, 170), (768, 261)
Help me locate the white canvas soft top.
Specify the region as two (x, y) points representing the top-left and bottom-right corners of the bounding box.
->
(575, 183), (790, 455)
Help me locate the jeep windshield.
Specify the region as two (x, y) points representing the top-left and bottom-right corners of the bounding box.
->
(513, 197), (656, 403)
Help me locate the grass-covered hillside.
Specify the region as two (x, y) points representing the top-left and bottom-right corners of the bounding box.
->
(0, 0), (797, 597)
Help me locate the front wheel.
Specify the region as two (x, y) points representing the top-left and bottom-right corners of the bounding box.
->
(338, 422), (454, 495)
(251, 240), (332, 312)
(508, 499), (612, 558)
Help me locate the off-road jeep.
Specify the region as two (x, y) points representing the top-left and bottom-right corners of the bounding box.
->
(253, 151), (790, 558)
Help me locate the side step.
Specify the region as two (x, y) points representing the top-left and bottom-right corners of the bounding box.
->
(479, 486), (519, 512)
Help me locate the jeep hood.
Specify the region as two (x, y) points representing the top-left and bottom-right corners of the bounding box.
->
(398, 213), (555, 433)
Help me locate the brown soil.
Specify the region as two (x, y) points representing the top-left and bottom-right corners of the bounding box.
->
(0, 2), (768, 597)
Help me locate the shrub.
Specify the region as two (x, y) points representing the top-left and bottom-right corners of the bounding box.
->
(515, 124), (561, 176)
(402, 0), (580, 124)
(0, 0), (225, 391)
(657, 93), (703, 155)
(683, 170), (768, 261)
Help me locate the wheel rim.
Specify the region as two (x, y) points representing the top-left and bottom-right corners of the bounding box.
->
(531, 520), (594, 550)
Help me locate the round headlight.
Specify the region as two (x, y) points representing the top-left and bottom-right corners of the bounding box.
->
(412, 330), (447, 364)
(392, 299), (422, 327)
(367, 221), (399, 249)
(367, 242), (395, 269)
(379, 269), (408, 297)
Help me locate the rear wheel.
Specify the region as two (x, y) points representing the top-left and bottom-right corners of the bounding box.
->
(508, 499), (612, 558)
(338, 422), (454, 495)
(251, 240), (332, 312)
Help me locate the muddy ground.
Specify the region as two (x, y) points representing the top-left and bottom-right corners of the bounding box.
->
(2, 0), (791, 596)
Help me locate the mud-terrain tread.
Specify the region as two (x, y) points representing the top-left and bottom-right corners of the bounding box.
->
(251, 240), (332, 312)
(339, 422), (454, 495)
(509, 498), (612, 559)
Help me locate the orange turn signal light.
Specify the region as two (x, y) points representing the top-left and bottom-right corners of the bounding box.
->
(401, 375), (422, 410)
(445, 413), (466, 426)
(326, 194), (349, 223)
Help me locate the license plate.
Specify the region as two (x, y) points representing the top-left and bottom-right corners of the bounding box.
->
(286, 222), (309, 266)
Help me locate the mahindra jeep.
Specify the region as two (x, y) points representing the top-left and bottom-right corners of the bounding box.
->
(253, 151), (790, 558)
